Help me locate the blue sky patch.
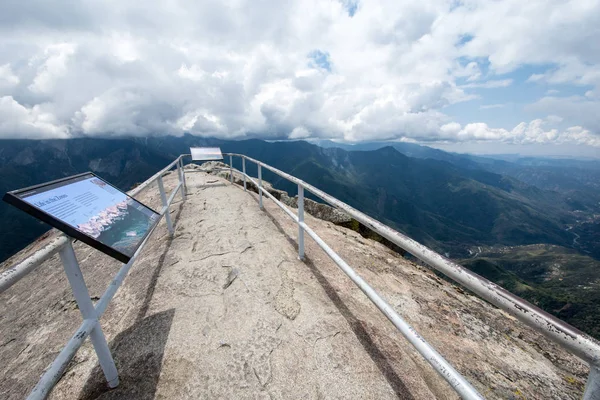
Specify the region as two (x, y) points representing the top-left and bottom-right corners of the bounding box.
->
(339, 0), (359, 17)
(308, 50), (332, 72)
(457, 34), (474, 47)
(447, 64), (594, 130)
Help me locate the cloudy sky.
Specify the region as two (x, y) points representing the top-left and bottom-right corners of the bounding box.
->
(0, 0), (599, 157)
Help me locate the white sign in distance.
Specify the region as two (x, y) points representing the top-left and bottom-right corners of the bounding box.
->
(190, 147), (223, 161)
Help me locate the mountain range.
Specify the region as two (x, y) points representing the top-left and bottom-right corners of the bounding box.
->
(1, 135), (599, 337)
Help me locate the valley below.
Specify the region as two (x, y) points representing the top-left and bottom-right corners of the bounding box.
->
(461, 243), (600, 338)
(1, 135), (599, 339)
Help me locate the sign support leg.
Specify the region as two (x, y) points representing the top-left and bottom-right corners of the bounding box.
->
(157, 176), (174, 236)
(298, 184), (305, 260)
(258, 164), (263, 210)
(229, 155), (233, 183)
(58, 242), (119, 388)
(242, 157), (247, 192)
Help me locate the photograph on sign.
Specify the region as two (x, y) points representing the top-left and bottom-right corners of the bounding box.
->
(3, 173), (160, 263)
(190, 147), (223, 161)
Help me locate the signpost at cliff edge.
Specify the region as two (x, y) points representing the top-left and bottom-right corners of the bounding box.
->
(2, 171), (163, 392)
(2, 172), (160, 263)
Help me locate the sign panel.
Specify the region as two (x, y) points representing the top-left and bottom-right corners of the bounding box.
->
(3, 172), (160, 263)
(190, 147), (223, 161)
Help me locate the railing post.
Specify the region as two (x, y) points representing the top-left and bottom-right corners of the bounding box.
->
(298, 184), (305, 260)
(258, 164), (263, 210)
(584, 366), (600, 400)
(58, 242), (119, 389)
(157, 175), (174, 236)
(229, 155), (233, 183)
(179, 157), (187, 194)
(176, 158), (186, 200)
(242, 157), (247, 192)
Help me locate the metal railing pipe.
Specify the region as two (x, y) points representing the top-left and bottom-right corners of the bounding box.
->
(180, 157), (187, 194)
(239, 167), (482, 399)
(225, 153), (600, 368)
(176, 158), (186, 200)
(243, 174), (299, 222)
(298, 185), (305, 260)
(5, 152), (598, 400)
(58, 242), (118, 389)
(3, 154), (199, 399)
(0, 235), (69, 294)
(166, 182), (183, 207)
(130, 156), (182, 197)
(27, 318), (97, 400)
(258, 165), (263, 209)
(299, 220), (483, 399)
(157, 176), (174, 236)
(242, 157), (247, 191)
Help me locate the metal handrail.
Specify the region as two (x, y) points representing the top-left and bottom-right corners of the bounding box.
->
(223, 152), (600, 400)
(2, 152), (600, 399)
(0, 155), (187, 399)
(226, 154), (482, 399)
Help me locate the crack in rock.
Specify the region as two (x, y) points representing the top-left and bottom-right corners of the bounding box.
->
(223, 268), (240, 290)
(191, 251), (233, 262)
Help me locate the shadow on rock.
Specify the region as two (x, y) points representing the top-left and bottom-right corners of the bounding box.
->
(78, 308), (175, 400)
(260, 205), (415, 400)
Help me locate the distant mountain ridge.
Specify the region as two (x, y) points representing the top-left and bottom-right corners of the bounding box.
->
(224, 140), (589, 254)
(2, 135), (600, 339)
(1, 135), (597, 262)
(311, 138), (600, 258)
(313, 139), (600, 205)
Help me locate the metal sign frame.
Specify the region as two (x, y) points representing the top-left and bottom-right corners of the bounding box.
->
(3, 172), (160, 264)
(190, 147), (223, 161)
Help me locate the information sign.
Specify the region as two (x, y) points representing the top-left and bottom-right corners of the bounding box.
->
(3, 172), (160, 263)
(190, 147), (223, 161)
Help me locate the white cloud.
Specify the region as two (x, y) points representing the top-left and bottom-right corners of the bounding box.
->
(453, 61), (482, 82)
(0, 64), (20, 92)
(0, 96), (68, 138)
(72, 88), (183, 137)
(440, 122), (461, 136)
(452, 118), (600, 147)
(462, 79), (513, 89)
(526, 95), (600, 134)
(527, 61), (600, 89)
(448, 1), (600, 75)
(585, 90), (599, 99)
(177, 64), (206, 82)
(0, 0), (597, 150)
(290, 126), (311, 139)
(480, 104), (505, 110)
(28, 43), (76, 94)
